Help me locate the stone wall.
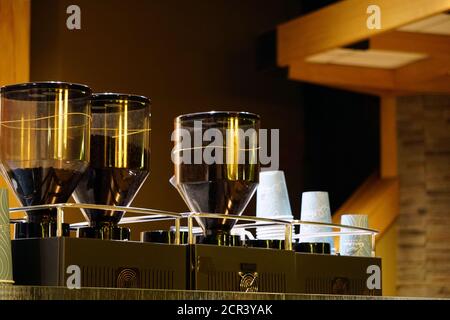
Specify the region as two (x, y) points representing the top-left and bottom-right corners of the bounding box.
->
(397, 95), (450, 297)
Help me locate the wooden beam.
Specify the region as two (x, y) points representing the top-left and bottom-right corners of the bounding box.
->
(380, 96), (398, 178)
(0, 0), (30, 85)
(397, 75), (450, 93)
(372, 30), (450, 91)
(277, 0), (450, 66)
(371, 30), (450, 56)
(394, 56), (450, 87)
(0, 0), (31, 210)
(288, 59), (450, 94)
(332, 85), (390, 97)
(288, 60), (395, 89)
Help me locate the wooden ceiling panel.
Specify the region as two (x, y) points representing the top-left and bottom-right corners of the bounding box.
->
(305, 48), (427, 69)
(277, 0), (450, 66)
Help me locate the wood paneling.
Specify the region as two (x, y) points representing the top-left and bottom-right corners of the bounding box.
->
(0, 0), (30, 86)
(0, 0), (31, 209)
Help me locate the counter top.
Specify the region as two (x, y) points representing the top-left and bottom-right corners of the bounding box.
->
(0, 285), (434, 300)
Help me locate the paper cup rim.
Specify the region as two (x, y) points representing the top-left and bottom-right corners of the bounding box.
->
(302, 191), (329, 196)
(341, 214), (369, 218)
(260, 170), (285, 177)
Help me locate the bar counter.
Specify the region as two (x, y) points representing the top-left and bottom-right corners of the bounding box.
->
(0, 286), (432, 300)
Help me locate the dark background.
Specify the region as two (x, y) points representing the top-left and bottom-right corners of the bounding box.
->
(30, 0), (379, 232)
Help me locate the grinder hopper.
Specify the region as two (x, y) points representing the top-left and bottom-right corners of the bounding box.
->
(0, 82), (92, 238)
(72, 93), (151, 240)
(172, 111), (260, 241)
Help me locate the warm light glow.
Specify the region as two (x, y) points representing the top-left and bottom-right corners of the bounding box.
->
(123, 100), (128, 167)
(54, 89), (68, 160)
(63, 89), (69, 156)
(226, 117), (239, 181)
(114, 99), (130, 168)
(114, 126), (118, 167)
(117, 109), (123, 167)
(27, 116), (31, 161)
(20, 116), (24, 162)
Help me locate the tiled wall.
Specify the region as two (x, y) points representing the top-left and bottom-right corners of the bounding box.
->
(397, 95), (450, 297)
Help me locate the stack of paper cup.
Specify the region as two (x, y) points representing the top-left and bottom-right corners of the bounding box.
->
(340, 214), (371, 257)
(300, 191), (334, 251)
(256, 171), (294, 240)
(0, 188), (13, 285)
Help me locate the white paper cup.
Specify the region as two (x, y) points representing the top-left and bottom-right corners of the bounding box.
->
(0, 188), (13, 285)
(340, 214), (371, 257)
(256, 171), (292, 218)
(300, 191), (334, 250)
(301, 191), (332, 222)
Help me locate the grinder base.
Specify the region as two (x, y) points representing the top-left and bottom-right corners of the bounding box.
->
(14, 221), (70, 239)
(77, 226), (130, 240)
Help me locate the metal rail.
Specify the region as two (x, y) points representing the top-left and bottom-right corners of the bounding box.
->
(9, 203), (379, 253)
